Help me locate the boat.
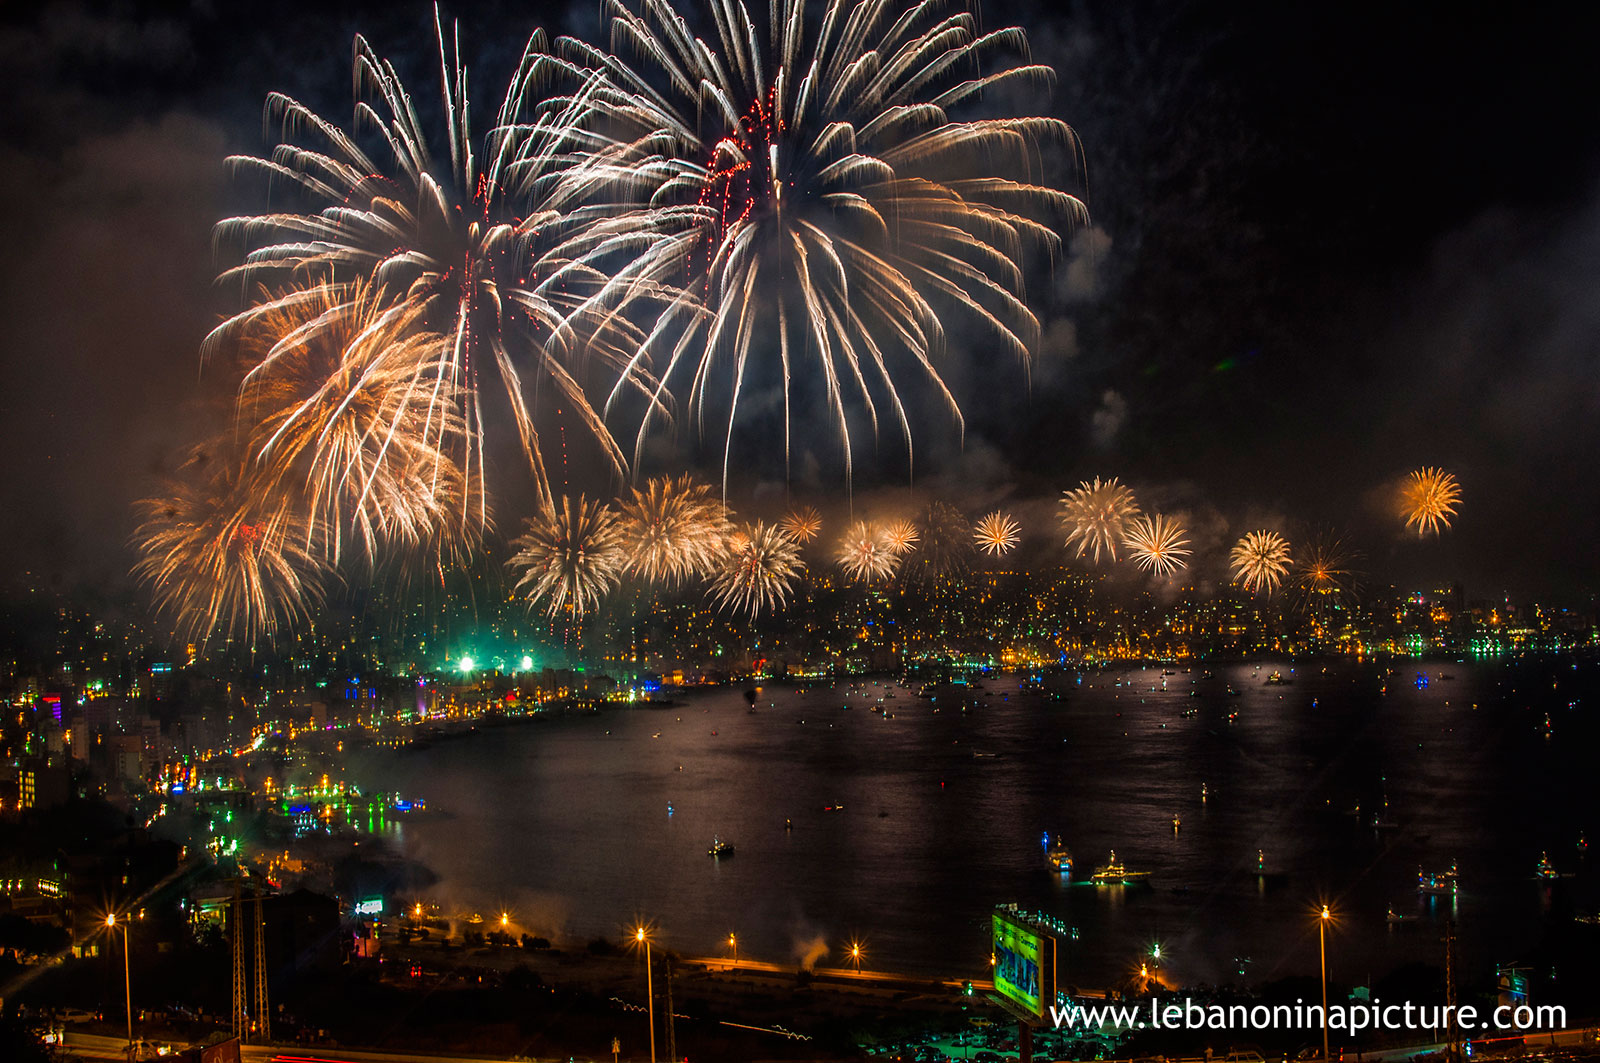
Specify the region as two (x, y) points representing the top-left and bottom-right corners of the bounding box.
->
(1046, 844), (1074, 874)
(1265, 671), (1284, 685)
(1535, 852), (1560, 879)
(709, 837), (735, 859)
(1417, 865), (1458, 896)
(1386, 907), (1417, 925)
(1088, 850), (1151, 885)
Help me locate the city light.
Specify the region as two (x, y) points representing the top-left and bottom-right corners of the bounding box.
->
(459, 657), (475, 674)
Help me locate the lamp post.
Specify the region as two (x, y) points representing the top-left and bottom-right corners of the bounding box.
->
(635, 927), (656, 1063)
(106, 913), (132, 1052)
(849, 941), (863, 974)
(728, 933), (737, 969)
(1319, 906), (1332, 1062)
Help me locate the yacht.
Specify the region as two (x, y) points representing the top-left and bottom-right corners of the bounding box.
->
(1088, 850), (1151, 885)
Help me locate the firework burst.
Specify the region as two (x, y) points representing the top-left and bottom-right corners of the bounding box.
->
(618, 474), (732, 584)
(561, 0), (1087, 483)
(904, 501), (974, 580)
(509, 495), (628, 617)
(835, 522), (899, 582)
(779, 505), (822, 544)
(1123, 514), (1191, 577)
(132, 443), (328, 644)
(1229, 530), (1292, 594)
(232, 280), (477, 564)
(973, 511), (1022, 557)
(711, 521), (804, 617)
(1060, 477), (1140, 564)
(212, 15), (668, 520)
(1400, 467), (1462, 537)
(882, 519), (920, 556)
(1295, 532), (1361, 605)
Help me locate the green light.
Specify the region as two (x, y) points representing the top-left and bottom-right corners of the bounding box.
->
(459, 656), (475, 674)
(520, 656), (534, 672)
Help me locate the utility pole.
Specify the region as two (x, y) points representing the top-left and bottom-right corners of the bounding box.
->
(230, 887), (247, 1040)
(1444, 921), (1460, 1063)
(663, 955), (676, 1063)
(253, 894), (270, 1043)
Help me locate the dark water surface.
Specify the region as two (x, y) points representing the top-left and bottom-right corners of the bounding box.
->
(354, 658), (1600, 988)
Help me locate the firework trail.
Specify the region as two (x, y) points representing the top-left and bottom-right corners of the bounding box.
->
(509, 495), (628, 616)
(133, 442), (328, 644)
(1229, 530), (1292, 594)
(558, 0), (1087, 484)
(973, 510), (1021, 557)
(780, 505), (822, 544)
(1123, 514), (1191, 576)
(618, 474), (733, 584)
(835, 521), (899, 582)
(212, 12), (670, 521)
(711, 521), (804, 617)
(1400, 467), (1462, 536)
(1060, 477), (1140, 564)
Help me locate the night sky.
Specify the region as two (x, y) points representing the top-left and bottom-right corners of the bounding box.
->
(2, 0), (1598, 601)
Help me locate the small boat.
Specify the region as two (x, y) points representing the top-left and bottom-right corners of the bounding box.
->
(1088, 850), (1151, 885)
(1535, 852), (1560, 879)
(1266, 672), (1284, 685)
(1417, 865), (1458, 896)
(1386, 907), (1416, 925)
(709, 837), (735, 858)
(1046, 844), (1074, 874)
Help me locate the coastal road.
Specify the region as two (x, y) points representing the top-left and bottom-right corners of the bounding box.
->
(63, 1031), (529, 1063)
(687, 954), (993, 991)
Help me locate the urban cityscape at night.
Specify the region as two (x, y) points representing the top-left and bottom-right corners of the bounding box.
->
(3, 1), (1600, 1062)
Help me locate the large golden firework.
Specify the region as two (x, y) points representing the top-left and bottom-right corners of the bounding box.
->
(617, 475), (732, 585)
(562, 0), (1087, 483)
(132, 442), (327, 644)
(509, 495), (628, 617)
(212, 16), (669, 521)
(835, 522), (899, 583)
(1123, 514), (1191, 577)
(973, 511), (1022, 557)
(711, 522), (804, 618)
(1229, 531), (1292, 594)
(779, 506), (822, 544)
(1400, 467), (1462, 537)
(882, 520), (921, 557)
(1060, 477), (1140, 564)
(231, 280), (478, 564)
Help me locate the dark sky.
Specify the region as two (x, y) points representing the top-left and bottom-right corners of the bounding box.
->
(2, 0), (1598, 602)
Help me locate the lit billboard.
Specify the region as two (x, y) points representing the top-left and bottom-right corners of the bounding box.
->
(992, 909), (1058, 1019)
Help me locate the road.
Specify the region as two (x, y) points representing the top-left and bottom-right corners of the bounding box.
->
(687, 954), (992, 991)
(63, 1031), (528, 1063)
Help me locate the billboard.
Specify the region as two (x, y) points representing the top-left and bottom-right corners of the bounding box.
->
(992, 909), (1058, 1019)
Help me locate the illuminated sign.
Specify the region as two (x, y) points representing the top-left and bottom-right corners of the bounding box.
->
(992, 909), (1058, 1020)
(355, 897), (384, 916)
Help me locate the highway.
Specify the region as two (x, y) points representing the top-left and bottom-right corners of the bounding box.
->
(63, 1031), (527, 1063)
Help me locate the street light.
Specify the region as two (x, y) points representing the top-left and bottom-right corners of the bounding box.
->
(728, 933), (737, 968)
(635, 927), (656, 1063)
(849, 940), (863, 974)
(1319, 906), (1332, 1062)
(106, 913), (132, 1052)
